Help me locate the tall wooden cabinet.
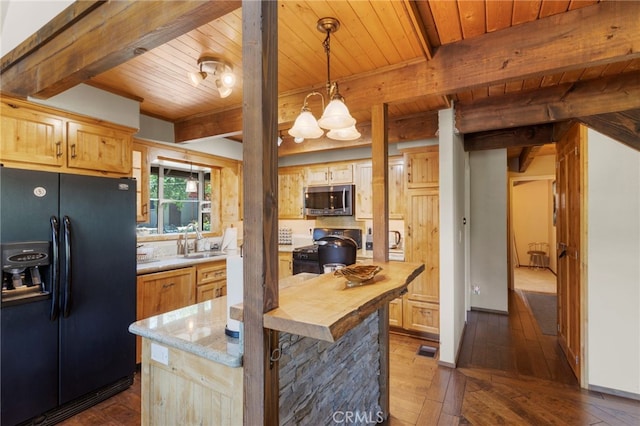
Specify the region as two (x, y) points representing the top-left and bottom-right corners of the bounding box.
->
(389, 147), (440, 336)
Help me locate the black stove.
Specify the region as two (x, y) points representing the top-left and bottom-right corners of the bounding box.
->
(292, 228), (362, 274)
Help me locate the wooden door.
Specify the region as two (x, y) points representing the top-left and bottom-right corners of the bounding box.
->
(556, 124), (583, 380)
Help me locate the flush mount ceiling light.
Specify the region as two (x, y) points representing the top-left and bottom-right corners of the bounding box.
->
(288, 17), (359, 142)
(188, 56), (236, 98)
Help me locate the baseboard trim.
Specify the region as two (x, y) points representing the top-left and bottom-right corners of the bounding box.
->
(470, 306), (508, 315)
(588, 384), (640, 401)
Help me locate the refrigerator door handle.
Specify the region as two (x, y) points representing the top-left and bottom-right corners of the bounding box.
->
(62, 216), (72, 318)
(50, 216), (60, 321)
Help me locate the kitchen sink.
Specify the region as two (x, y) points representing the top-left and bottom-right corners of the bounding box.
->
(183, 251), (226, 259)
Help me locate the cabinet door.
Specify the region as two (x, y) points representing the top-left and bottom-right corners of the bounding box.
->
(221, 165), (241, 222)
(132, 147), (149, 223)
(405, 188), (439, 303)
(403, 299), (439, 334)
(354, 162), (373, 219)
(137, 268), (196, 320)
(0, 101), (64, 167)
(67, 121), (132, 173)
(389, 297), (403, 327)
(278, 168), (305, 219)
(389, 159), (405, 219)
(405, 149), (439, 189)
(306, 165), (330, 186)
(329, 163), (353, 184)
(278, 252), (292, 279)
(196, 261), (226, 302)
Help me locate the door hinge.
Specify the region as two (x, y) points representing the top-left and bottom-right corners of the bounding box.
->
(575, 355), (579, 365)
(574, 146), (579, 156)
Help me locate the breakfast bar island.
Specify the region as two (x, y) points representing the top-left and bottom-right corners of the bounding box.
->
(129, 260), (424, 425)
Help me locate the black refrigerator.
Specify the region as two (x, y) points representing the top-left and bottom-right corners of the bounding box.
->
(0, 167), (136, 425)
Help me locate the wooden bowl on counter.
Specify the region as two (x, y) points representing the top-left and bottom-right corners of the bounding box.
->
(334, 265), (383, 288)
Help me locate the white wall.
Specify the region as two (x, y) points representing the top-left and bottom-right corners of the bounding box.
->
(438, 108), (468, 366)
(469, 150), (508, 312)
(586, 128), (640, 396)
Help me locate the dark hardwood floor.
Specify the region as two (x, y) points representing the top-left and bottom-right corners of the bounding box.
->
(59, 290), (640, 425)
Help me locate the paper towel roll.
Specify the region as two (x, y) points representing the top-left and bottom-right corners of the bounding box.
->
(226, 254), (243, 336)
(221, 226), (237, 251)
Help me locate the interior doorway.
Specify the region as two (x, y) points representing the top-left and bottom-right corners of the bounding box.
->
(509, 176), (557, 294)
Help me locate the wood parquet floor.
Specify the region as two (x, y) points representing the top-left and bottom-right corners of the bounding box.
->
(59, 290), (639, 425)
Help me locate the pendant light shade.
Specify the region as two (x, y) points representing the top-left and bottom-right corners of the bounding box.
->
(185, 178), (198, 193)
(326, 125), (361, 141)
(318, 98), (356, 130)
(288, 109), (324, 139)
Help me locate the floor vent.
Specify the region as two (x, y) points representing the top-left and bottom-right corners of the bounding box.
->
(417, 345), (438, 358)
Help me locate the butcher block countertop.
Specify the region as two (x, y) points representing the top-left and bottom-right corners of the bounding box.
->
(232, 261), (425, 342)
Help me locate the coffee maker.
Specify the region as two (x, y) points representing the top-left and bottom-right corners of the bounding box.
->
(1, 241), (51, 303)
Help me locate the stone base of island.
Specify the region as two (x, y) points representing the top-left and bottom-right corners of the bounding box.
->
(129, 261), (424, 425)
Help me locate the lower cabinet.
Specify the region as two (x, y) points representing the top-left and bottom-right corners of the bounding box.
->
(402, 299), (439, 335)
(388, 298), (403, 327)
(278, 252), (293, 279)
(196, 260), (227, 303)
(136, 267), (196, 363)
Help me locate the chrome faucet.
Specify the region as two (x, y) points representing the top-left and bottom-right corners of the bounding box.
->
(183, 221), (203, 256)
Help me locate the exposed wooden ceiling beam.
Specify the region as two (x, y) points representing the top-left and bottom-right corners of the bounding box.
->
(175, 1), (639, 142)
(464, 124), (554, 152)
(456, 71), (640, 134)
(402, 0), (434, 60)
(518, 145), (543, 173)
(0, 1), (241, 99)
(579, 109), (640, 152)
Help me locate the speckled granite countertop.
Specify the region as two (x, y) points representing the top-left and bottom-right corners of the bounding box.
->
(129, 296), (242, 367)
(128, 273), (319, 368)
(136, 252), (231, 275)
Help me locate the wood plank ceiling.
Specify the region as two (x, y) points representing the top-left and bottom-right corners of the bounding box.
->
(3, 1), (639, 169)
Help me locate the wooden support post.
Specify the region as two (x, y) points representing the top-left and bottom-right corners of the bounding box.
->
(372, 103), (389, 262)
(371, 103), (390, 421)
(242, 1), (279, 425)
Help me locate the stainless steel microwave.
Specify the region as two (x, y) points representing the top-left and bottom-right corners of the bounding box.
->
(304, 184), (355, 216)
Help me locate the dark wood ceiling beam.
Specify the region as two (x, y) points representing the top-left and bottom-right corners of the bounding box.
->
(518, 145), (542, 173)
(0, 1), (241, 99)
(456, 71), (640, 134)
(464, 124), (554, 152)
(276, 111), (438, 157)
(175, 1), (639, 142)
(578, 109), (640, 152)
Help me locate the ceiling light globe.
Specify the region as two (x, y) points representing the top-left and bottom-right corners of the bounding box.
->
(288, 111), (323, 139)
(277, 136), (283, 146)
(327, 125), (361, 141)
(220, 71), (236, 88)
(294, 137), (304, 143)
(317, 99), (356, 130)
(188, 71), (207, 87)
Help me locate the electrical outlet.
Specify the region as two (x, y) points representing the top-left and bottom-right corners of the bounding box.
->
(472, 285), (480, 295)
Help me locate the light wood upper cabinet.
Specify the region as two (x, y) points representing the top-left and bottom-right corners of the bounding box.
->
(132, 146), (149, 223)
(405, 147), (439, 189)
(278, 166), (305, 219)
(67, 121), (132, 174)
(354, 157), (404, 220)
(306, 163), (353, 186)
(0, 97), (134, 177)
(0, 101), (65, 168)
